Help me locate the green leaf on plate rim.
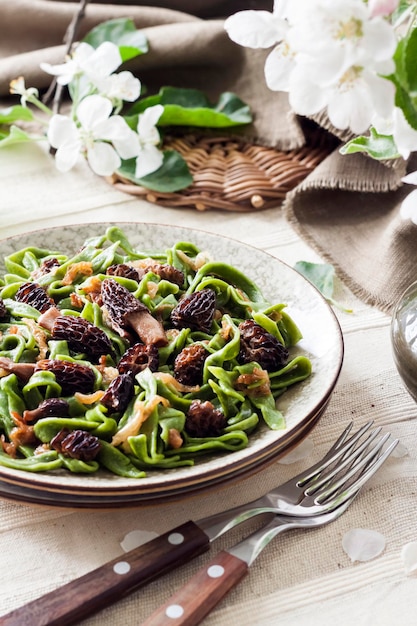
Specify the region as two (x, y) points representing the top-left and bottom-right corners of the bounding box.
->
(294, 261), (352, 313)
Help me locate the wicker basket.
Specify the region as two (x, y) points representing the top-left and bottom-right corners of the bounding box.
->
(108, 129), (337, 212)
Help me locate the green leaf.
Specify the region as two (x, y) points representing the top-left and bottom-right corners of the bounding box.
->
(340, 127), (400, 160)
(82, 18), (148, 62)
(404, 28), (417, 94)
(0, 125), (36, 148)
(128, 87), (252, 128)
(386, 33), (417, 130)
(294, 261), (352, 313)
(117, 150), (193, 192)
(0, 105), (34, 125)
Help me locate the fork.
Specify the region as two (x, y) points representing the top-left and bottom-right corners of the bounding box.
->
(140, 428), (398, 625)
(140, 496), (359, 626)
(0, 422), (397, 626)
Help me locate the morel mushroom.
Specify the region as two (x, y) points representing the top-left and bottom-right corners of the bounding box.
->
(238, 320), (289, 372)
(15, 282), (55, 313)
(174, 344), (208, 386)
(170, 288), (216, 333)
(38, 308), (113, 361)
(118, 343), (159, 375)
(137, 261), (185, 286)
(50, 428), (101, 462)
(100, 371), (135, 415)
(185, 400), (226, 438)
(101, 278), (167, 347)
(106, 263), (141, 282)
(0, 298), (8, 320)
(35, 359), (96, 395)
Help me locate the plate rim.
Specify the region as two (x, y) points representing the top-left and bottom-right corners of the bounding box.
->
(0, 221), (344, 506)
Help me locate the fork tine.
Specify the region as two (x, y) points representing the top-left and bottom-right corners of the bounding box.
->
(304, 426), (383, 495)
(315, 435), (398, 504)
(297, 420), (374, 488)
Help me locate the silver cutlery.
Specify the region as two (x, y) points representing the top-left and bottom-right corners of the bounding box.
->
(140, 497), (358, 626)
(0, 421), (397, 626)
(140, 427), (398, 625)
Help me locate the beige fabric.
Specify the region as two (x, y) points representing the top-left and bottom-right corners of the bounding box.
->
(1, 138), (417, 626)
(1, 0), (414, 313)
(0, 0), (302, 151)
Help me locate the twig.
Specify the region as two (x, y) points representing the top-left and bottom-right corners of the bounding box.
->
(43, 0), (91, 111)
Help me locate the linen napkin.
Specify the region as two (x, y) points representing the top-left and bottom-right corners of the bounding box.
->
(0, 0), (414, 313)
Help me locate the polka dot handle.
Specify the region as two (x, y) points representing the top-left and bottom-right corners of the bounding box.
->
(0, 521), (210, 626)
(140, 551), (248, 626)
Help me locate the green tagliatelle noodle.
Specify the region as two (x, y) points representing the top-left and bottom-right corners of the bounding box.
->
(0, 227), (312, 478)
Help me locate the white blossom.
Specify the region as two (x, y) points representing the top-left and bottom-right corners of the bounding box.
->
(134, 104), (165, 178)
(94, 70), (141, 104)
(368, 0), (400, 17)
(287, 0), (397, 85)
(9, 76), (39, 106)
(224, 0), (398, 135)
(41, 41), (122, 86)
(224, 10), (288, 49)
(47, 94), (137, 176)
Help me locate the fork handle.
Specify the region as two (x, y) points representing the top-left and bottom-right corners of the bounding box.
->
(0, 521), (209, 626)
(140, 551), (248, 626)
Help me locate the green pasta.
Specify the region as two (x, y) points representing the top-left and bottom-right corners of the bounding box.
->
(0, 227), (312, 477)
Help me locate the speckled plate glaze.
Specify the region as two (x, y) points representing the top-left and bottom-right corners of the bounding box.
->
(0, 222), (343, 508)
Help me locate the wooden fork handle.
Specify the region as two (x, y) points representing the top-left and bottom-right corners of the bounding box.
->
(141, 550), (248, 626)
(0, 521), (209, 626)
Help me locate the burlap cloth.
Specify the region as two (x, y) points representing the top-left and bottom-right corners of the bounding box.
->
(1, 0), (415, 314)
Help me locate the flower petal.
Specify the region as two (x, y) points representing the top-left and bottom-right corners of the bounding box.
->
(400, 190), (417, 224)
(224, 10), (286, 49)
(402, 171), (417, 186)
(120, 529), (159, 552)
(264, 43), (295, 92)
(83, 41), (122, 78)
(94, 115), (132, 142)
(54, 140), (82, 172)
(401, 542), (417, 575)
(342, 528), (386, 562)
(113, 128), (140, 160)
(137, 105), (164, 138)
(135, 144), (164, 178)
(87, 141), (121, 176)
(77, 95), (113, 131)
(47, 115), (79, 149)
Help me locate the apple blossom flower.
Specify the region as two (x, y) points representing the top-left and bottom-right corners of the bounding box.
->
(400, 188), (417, 224)
(94, 71), (141, 105)
(133, 105), (165, 178)
(289, 63), (395, 134)
(9, 76), (40, 106)
(368, 0), (399, 17)
(373, 108), (417, 159)
(224, 10), (288, 49)
(224, 5), (295, 92)
(47, 94), (137, 176)
(286, 0), (397, 85)
(400, 169), (417, 225)
(41, 41), (122, 86)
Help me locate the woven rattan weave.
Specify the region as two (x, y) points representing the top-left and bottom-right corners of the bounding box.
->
(109, 129), (337, 212)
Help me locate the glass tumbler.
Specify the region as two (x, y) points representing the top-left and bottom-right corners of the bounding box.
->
(391, 280), (417, 402)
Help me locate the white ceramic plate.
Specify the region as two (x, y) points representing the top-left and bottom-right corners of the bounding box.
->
(0, 222), (343, 507)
